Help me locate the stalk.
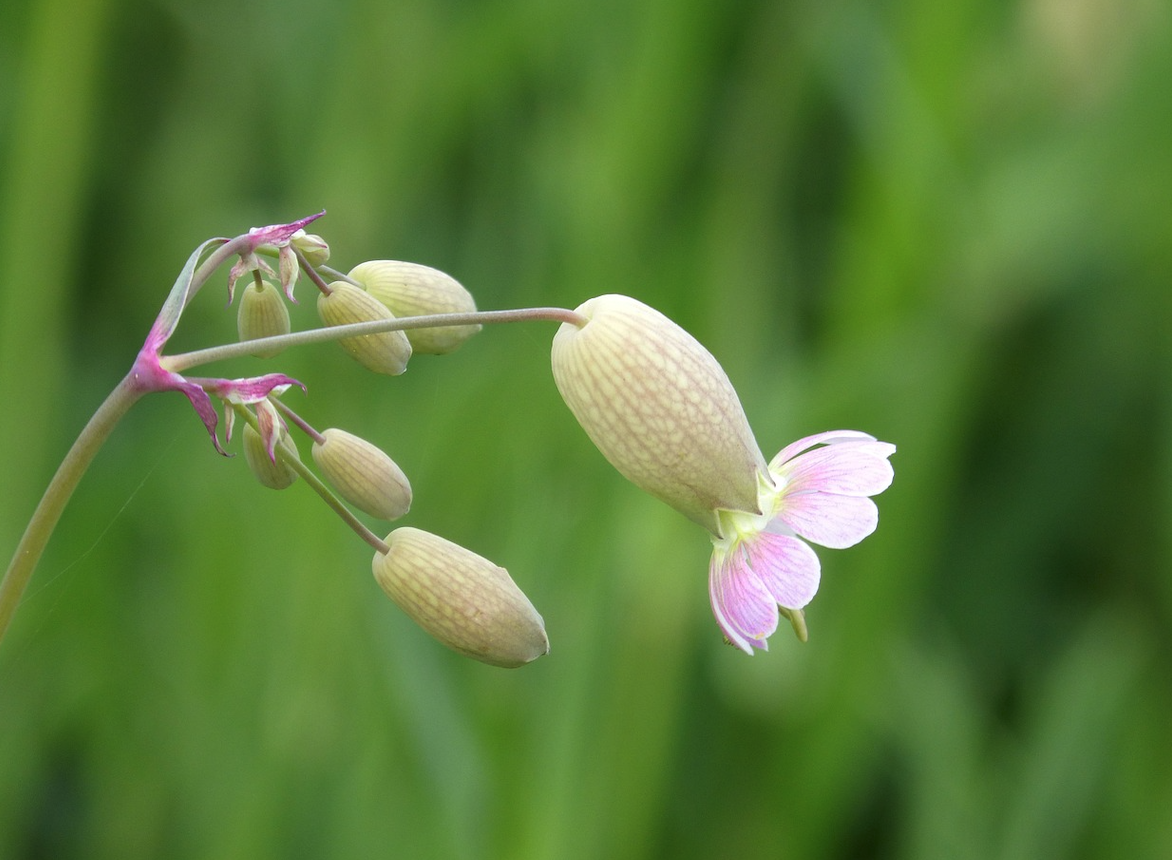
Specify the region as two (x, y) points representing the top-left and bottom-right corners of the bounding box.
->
(0, 374), (142, 644)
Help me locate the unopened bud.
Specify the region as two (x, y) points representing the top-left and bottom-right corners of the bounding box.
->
(237, 279), (291, 357)
(372, 527), (549, 668)
(551, 294), (766, 535)
(348, 260), (481, 355)
(317, 281), (412, 375)
(242, 423), (300, 489)
(291, 230), (330, 266)
(312, 428), (411, 520)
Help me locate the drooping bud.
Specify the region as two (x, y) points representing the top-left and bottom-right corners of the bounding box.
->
(348, 260), (481, 355)
(237, 279), (291, 357)
(312, 428), (412, 520)
(372, 527), (549, 668)
(242, 423), (300, 489)
(551, 294), (767, 536)
(317, 281), (412, 375)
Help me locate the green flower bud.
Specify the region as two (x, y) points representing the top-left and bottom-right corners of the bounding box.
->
(312, 428), (412, 520)
(236, 279), (291, 358)
(317, 281), (412, 375)
(291, 230), (330, 266)
(551, 294), (766, 536)
(372, 527), (549, 668)
(242, 424), (300, 490)
(348, 260), (481, 355)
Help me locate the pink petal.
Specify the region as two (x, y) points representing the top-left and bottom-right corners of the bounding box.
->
(745, 532), (821, 609)
(246, 210), (326, 247)
(777, 441), (895, 497)
(769, 430), (876, 472)
(173, 380), (228, 456)
(708, 549), (777, 654)
(778, 492), (879, 549)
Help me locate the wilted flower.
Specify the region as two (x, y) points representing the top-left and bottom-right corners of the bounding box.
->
(372, 527), (549, 668)
(551, 294), (894, 653)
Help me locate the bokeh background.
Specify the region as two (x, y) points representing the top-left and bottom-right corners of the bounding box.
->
(2, 0), (1170, 857)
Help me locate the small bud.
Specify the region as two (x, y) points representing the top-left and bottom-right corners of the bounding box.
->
(317, 281), (412, 375)
(551, 294), (766, 536)
(291, 230), (330, 266)
(242, 423), (300, 489)
(312, 428), (412, 520)
(348, 260), (481, 355)
(372, 527), (549, 668)
(237, 280), (291, 358)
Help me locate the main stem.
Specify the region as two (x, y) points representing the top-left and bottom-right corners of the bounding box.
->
(0, 374), (143, 644)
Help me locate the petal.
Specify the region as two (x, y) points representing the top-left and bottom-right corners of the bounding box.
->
(201, 374), (305, 404)
(745, 532), (821, 609)
(708, 548), (778, 654)
(278, 244), (300, 302)
(778, 492), (879, 549)
(769, 430), (876, 472)
(174, 380), (228, 456)
(255, 398), (284, 463)
(776, 440), (895, 497)
(246, 210), (326, 248)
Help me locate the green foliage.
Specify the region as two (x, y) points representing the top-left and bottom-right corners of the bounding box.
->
(2, 0), (1170, 857)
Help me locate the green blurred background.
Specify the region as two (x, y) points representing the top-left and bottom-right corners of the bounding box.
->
(1, 0), (1170, 857)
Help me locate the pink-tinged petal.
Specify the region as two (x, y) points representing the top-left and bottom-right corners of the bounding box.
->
(223, 404), (236, 444)
(246, 210), (326, 248)
(199, 374), (304, 404)
(709, 548), (778, 654)
(173, 380), (228, 455)
(278, 244), (300, 302)
(778, 492), (879, 549)
(777, 441), (895, 497)
(769, 430), (876, 472)
(254, 398), (285, 463)
(745, 532), (821, 609)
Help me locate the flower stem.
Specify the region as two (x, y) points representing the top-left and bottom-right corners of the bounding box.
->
(229, 403), (389, 554)
(0, 374), (143, 646)
(163, 306), (589, 373)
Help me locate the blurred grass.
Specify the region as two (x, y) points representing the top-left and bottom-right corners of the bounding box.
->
(2, 0), (1171, 858)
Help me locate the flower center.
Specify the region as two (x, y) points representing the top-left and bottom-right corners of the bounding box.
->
(713, 473), (785, 553)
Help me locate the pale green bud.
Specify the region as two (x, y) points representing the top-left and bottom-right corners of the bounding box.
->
(291, 230), (330, 266)
(312, 428), (412, 520)
(236, 279), (291, 358)
(317, 281), (412, 375)
(242, 424), (300, 490)
(372, 527), (549, 668)
(551, 294), (766, 536)
(348, 260), (481, 355)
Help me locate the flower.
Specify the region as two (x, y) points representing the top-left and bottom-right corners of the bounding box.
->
(551, 295), (895, 653)
(708, 431), (894, 653)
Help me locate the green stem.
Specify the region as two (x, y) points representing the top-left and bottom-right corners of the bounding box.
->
(0, 374), (143, 645)
(164, 306), (589, 374)
(229, 404), (388, 554)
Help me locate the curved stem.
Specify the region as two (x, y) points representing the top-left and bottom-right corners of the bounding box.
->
(0, 374), (143, 645)
(164, 306), (589, 374)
